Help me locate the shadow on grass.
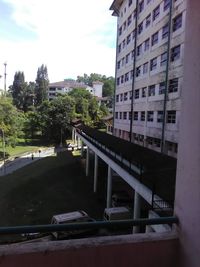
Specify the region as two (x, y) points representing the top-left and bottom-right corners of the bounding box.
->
(0, 151), (107, 229)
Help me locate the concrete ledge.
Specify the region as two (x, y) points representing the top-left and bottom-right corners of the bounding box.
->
(0, 231), (178, 255)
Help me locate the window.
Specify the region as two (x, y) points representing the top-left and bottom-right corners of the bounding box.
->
(127, 34), (131, 45)
(143, 62), (148, 74)
(134, 112), (138, 120)
(129, 111), (132, 120)
(147, 111), (154, 122)
(153, 5), (160, 21)
(116, 95), (119, 102)
(129, 91), (132, 100)
(132, 29), (136, 40)
(150, 57), (157, 71)
(130, 70), (134, 80)
(129, 0), (132, 6)
(159, 82), (165, 94)
(123, 21), (126, 31)
(128, 15), (132, 26)
(123, 39), (126, 48)
(123, 112), (127, 120)
(121, 57), (125, 66)
(121, 75), (124, 84)
(163, 0), (170, 11)
(118, 44), (121, 53)
(154, 138), (161, 147)
(147, 0), (151, 4)
(162, 24), (169, 39)
(115, 112), (118, 119)
(137, 44), (142, 56)
(146, 14), (151, 28)
(136, 66), (141, 77)
(120, 112), (122, 119)
(119, 27), (122, 36)
(168, 78), (178, 93)
(124, 92), (128, 101)
(139, 0), (144, 13)
(133, 9), (137, 19)
(147, 137), (153, 145)
(144, 38), (150, 51)
(173, 13), (182, 32)
(160, 52), (167, 66)
(167, 110), (176, 123)
(157, 111), (163, 122)
(141, 111), (145, 121)
(131, 50), (135, 60)
(171, 45), (181, 61)
(120, 93), (123, 101)
(126, 53), (130, 64)
(125, 72), (129, 82)
(138, 22), (143, 34)
(152, 31), (159, 46)
(142, 87), (146, 97)
(117, 61), (120, 69)
(117, 78), (120, 85)
(148, 85), (155, 96)
(135, 89), (140, 99)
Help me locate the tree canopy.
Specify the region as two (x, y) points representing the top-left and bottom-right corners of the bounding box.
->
(76, 73), (115, 97)
(35, 64), (49, 105)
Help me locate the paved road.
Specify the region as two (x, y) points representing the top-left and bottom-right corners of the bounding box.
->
(0, 147), (56, 176)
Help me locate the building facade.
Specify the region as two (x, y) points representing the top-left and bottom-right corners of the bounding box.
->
(110, 0), (186, 157)
(48, 80), (103, 100)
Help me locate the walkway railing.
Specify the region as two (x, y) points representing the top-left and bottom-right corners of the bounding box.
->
(0, 217), (178, 235)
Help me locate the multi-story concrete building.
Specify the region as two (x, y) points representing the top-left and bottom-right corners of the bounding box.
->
(110, 0), (186, 157)
(48, 80), (103, 100)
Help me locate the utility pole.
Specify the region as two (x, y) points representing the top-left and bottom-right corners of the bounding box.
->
(4, 62), (7, 94)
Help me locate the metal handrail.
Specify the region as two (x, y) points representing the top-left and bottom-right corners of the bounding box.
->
(0, 217), (178, 235)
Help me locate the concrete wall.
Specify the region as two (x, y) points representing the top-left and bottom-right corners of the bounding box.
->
(174, 1), (200, 267)
(0, 233), (178, 267)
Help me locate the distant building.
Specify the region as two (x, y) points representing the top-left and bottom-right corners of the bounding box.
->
(48, 80), (103, 100)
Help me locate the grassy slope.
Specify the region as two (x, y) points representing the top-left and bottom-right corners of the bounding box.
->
(0, 151), (106, 227)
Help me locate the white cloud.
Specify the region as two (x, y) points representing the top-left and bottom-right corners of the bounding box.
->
(0, 0), (116, 88)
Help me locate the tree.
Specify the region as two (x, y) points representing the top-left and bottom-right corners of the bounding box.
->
(0, 97), (25, 147)
(76, 73), (115, 97)
(37, 96), (75, 143)
(10, 71), (26, 110)
(35, 64), (49, 105)
(102, 77), (115, 97)
(10, 73), (35, 112)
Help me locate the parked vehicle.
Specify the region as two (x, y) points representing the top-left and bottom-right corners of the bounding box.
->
(111, 191), (132, 207)
(103, 206), (132, 221)
(51, 210), (95, 239)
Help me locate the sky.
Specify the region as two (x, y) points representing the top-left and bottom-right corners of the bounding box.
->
(0, 0), (117, 88)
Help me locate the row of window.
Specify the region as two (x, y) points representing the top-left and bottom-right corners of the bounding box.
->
(115, 129), (177, 153)
(118, 12), (182, 55)
(115, 110), (177, 124)
(116, 78), (178, 102)
(117, 45), (181, 85)
(120, 0), (170, 22)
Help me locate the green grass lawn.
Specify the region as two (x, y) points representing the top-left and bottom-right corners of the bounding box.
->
(0, 151), (106, 229)
(4, 145), (42, 157)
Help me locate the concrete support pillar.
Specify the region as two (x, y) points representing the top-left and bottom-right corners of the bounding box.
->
(86, 147), (90, 177)
(106, 166), (112, 208)
(94, 154), (99, 193)
(133, 191), (141, 233)
(72, 128), (75, 143)
(81, 141), (84, 157)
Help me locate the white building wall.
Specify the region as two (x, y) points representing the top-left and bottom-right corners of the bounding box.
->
(112, 0), (186, 157)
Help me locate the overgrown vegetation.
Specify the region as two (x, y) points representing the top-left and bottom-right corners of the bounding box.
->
(0, 68), (113, 156)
